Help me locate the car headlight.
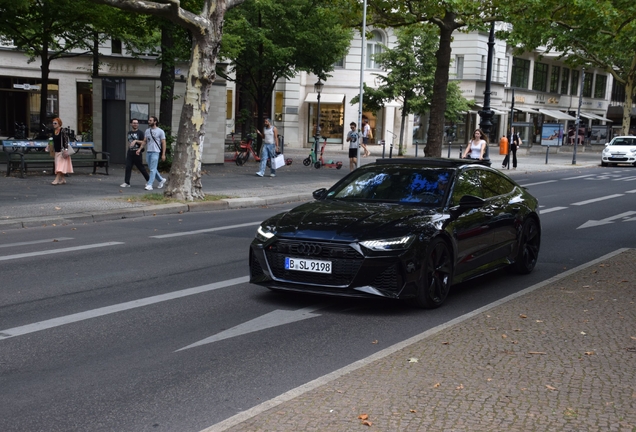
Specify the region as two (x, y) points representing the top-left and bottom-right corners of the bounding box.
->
(360, 235), (415, 251)
(256, 225), (275, 242)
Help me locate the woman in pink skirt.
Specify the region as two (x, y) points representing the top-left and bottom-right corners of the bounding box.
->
(51, 117), (73, 185)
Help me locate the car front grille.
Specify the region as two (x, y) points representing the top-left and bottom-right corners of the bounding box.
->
(250, 251), (264, 278)
(265, 240), (363, 286)
(608, 156), (629, 161)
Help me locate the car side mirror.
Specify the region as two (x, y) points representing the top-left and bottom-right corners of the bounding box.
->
(313, 188), (328, 200)
(449, 195), (485, 218)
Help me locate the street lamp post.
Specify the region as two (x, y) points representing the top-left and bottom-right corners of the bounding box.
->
(478, 22), (496, 144)
(314, 79), (324, 158)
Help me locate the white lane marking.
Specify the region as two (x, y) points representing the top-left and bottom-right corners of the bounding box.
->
(0, 242), (124, 262)
(202, 248), (632, 432)
(150, 222), (261, 239)
(0, 276), (249, 341)
(627, 189), (636, 194)
(614, 176), (636, 181)
(563, 174), (596, 180)
(176, 305), (323, 352)
(0, 237), (74, 249)
(519, 180), (558, 187)
(540, 206), (568, 214)
(577, 211), (636, 229)
(571, 194), (624, 206)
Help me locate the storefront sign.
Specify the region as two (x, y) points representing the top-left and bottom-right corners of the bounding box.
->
(12, 84), (41, 90)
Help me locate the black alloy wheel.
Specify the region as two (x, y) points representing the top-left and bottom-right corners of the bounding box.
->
(414, 238), (453, 309)
(513, 217), (541, 274)
(303, 157), (311, 166)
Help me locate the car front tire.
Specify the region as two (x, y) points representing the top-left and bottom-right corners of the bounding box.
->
(513, 217), (541, 274)
(413, 238), (452, 309)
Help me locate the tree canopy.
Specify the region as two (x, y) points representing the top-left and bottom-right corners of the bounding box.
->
(221, 0), (354, 142)
(500, 0), (636, 134)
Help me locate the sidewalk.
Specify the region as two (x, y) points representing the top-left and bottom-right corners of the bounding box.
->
(0, 144), (603, 230)
(210, 248), (636, 432)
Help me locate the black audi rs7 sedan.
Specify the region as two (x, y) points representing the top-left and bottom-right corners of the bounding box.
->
(249, 158), (541, 308)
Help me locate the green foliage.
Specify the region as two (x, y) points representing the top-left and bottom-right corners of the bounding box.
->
(445, 82), (470, 123)
(222, 0), (355, 134)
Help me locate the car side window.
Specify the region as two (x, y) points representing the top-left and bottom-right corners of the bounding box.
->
(479, 170), (515, 198)
(451, 170), (482, 206)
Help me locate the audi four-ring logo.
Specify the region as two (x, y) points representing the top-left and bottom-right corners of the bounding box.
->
(295, 243), (322, 255)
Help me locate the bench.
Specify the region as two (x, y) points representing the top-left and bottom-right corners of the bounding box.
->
(2, 140), (110, 177)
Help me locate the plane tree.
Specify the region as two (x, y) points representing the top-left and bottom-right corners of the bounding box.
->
(366, 0), (498, 157)
(88, 0), (247, 201)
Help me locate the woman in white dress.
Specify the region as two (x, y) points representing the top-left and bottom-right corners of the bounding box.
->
(462, 129), (488, 160)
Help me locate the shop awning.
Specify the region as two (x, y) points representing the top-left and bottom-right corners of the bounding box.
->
(538, 109), (576, 121)
(579, 112), (612, 122)
(304, 93), (345, 104)
(473, 105), (507, 115)
(514, 106), (542, 114)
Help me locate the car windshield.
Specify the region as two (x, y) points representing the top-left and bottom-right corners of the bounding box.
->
(611, 138), (636, 146)
(326, 166), (453, 205)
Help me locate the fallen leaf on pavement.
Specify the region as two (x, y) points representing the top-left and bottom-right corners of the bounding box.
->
(546, 385), (558, 391)
(536, 320), (543, 323)
(456, 384), (464, 390)
(410, 409), (416, 413)
(502, 334), (508, 339)
(581, 332), (586, 335)
(371, 340), (378, 344)
(528, 351), (547, 355)
(442, 341), (450, 345)
(631, 336), (636, 340)
(433, 383), (441, 388)
(55, 206), (61, 210)
(361, 420), (372, 426)
(408, 357), (418, 363)
(519, 314), (527, 319)
(584, 351), (595, 355)
(358, 414), (369, 420)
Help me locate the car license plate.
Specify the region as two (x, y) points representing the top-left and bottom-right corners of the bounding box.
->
(285, 257), (332, 274)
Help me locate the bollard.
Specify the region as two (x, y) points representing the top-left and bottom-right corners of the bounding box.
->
(380, 140), (386, 158)
(389, 140), (394, 158)
(447, 140), (452, 158)
(415, 140), (419, 157)
(458, 144), (463, 159)
(278, 134), (284, 153)
(545, 145), (550, 164)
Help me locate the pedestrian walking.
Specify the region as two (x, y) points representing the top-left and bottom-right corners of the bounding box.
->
(50, 117), (73, 185)
(462, 128), (488, 160)
(502, 127), (520, 169)
(120, 118), (149, 188)
(255, 118), (279, 178)
(361, 118), (371, 157)
(346, 122), (359, 171)
(140, 116), (167, 191)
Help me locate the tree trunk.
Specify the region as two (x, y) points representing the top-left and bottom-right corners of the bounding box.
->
(159, 21), (175, 135)
(425, 12), (457, 157)
(623, 79), (633, 135)
(38, 38), (50, 139)
(164, 29), (220, 200)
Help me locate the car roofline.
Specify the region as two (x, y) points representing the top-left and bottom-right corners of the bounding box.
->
(372, 157), (491, 168)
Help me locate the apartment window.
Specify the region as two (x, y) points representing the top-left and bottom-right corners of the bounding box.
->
(550, 66), (560, 93)
(594, 74), (607, 99)
(511, 57), (530, 88)
(111, 39), (122, 55)
(456, 55), (464, 79)
(570, 70), (579, 95)
(560, 67), (570, 95)
(497, 58), (501, 82)
(333, 57), (345, 68)
(583, 73), (593, 97)
(366, 30), (384, 69)
(532, 62), (549, 92)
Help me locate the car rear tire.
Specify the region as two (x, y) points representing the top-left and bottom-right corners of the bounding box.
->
(413, 238), (452, 309)
(513, 217), (541, 274)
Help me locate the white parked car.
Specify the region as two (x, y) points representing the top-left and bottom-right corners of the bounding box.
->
(601, 136), (636, 167)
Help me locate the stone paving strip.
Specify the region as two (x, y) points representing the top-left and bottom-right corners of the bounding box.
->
(211, 249), (636, 432)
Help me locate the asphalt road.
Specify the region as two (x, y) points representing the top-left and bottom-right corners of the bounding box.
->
(1, 166), (635, 431)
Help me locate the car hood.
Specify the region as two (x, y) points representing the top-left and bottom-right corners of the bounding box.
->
(265, 200), (444, 242)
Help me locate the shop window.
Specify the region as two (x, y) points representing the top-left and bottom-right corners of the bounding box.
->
(226, 90), (233, 120)
(274, 92), (283, 122)
(309, 103), (344, 142)
(102, 78), (126, 100)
